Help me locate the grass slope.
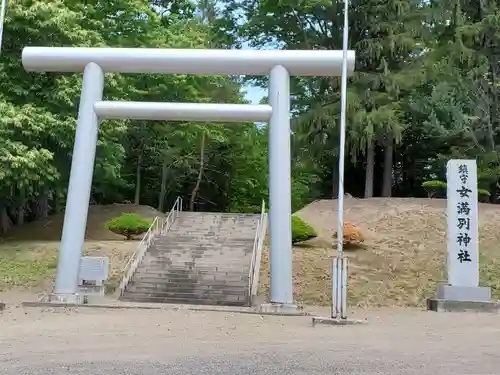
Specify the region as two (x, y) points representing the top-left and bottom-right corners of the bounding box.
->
(3, 198), (500, 307)
(0, 204), (160, 293)
(259, 197), (500, 307)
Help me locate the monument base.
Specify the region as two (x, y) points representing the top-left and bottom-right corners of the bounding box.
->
(427, 284), (497, 313)
(427, 299), (498, 313)
(437, 284), (491, 301)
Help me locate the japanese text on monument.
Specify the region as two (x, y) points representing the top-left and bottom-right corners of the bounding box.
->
(446, 159), (479, 287)
(456, 164), (473, 263)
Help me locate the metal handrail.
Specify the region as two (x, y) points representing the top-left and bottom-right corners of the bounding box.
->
(115, 196), (183, 298)
(160, 196), (183, 234)
(252, 211), (267, 298)
(247, 200), (266, 305)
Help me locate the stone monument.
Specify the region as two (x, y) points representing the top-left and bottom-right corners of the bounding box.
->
(428, 159), (497, 312)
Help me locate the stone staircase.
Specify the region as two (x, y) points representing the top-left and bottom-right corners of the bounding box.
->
(120, 211), (260, 306)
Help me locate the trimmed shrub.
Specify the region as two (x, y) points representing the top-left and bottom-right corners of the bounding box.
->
(231, 205), (262, 214)
(333, 221), (364, 247)
(478, 189), (491, 203)
(291, 215), (317, 244)
(105, 213), (151, 240)
(422, 180), (447, 198)
(422, 180), (491, 202)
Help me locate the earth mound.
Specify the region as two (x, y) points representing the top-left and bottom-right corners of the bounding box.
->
(259, 197), (500, 307)
(4, 204), (160, 241)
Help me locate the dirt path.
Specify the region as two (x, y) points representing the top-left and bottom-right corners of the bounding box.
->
(1, 306), (499, 374)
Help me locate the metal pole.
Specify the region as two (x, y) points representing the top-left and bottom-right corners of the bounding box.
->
(0, 0), (7, 55)
(332, 0), (350, 319)
(268, 65), (294, 305)
(54, 63), (104, 302)
(332, 257), (338, 317)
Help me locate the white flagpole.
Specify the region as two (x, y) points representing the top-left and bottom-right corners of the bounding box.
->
(332, 0), (350, 319)
(0, 0), (7, 55)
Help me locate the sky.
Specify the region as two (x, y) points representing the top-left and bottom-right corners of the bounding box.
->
(240, 40), (267, 104)
(244, 85), (266, 104)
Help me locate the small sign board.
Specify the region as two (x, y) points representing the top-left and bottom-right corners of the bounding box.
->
(78, 256), (109, 297)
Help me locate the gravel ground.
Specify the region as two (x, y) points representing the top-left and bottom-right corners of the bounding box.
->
(1, 305), (499, 375)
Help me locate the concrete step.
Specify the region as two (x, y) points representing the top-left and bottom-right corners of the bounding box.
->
(168, 223), (253, 228)
(119, 295), (248, 306)
(120, 292), (248, 306)
(146, 252), (252, 259)
(174, 221), (257, 227)
(161, 230), (255, 234)
(155, 237), (229, 242)
(145, 250), (252, 257)
(127, 280), (248, 289)
(136, 265), (250, 274)
(139, 262), (251, 270)
(150, 248), (232, 255)
(140, 259), (250, 268)
(157, 235), (255, 240)
(160, 230), (256, 235)
(120, 211), (259, 307)
(144, 254), (250, 261)
(151, 244), (255, 252)
(122, 291), (248, 301)
(151, 243), (255, 250)
(153, 236), (255, 241)
(125, 284), (248, 295)
(133, 267), (248, 275)
(154, 241), (255, 249)
(131, 273), (248, 283)
(150, 252), (252, 258)
(132, 275), (249, 285)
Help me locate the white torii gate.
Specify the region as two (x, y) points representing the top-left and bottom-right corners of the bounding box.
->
(22, 47), (356, 307)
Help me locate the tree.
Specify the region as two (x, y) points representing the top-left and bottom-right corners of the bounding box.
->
(0, 0), (271, 235)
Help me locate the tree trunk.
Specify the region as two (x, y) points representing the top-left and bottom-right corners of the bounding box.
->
(53, 186), (63, 214)
(364, 140), (375, 198)
(158, 160), (168, 212)
(34, 192), (50, 219)
(134, 150), (143, 205)
(16, 189), (25, 226)
(190, 131), (206, 211)
(488, 60), (498, 149)
(225, 173), (231, 212)
(0, 205), (13, 234)
(382, 137), (394, 197)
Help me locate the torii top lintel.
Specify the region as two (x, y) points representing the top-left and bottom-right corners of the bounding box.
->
(22, 47), (356, 77)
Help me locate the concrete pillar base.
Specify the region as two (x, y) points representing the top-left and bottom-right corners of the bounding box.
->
(258, 302), (305, 316)
(39, 293), (83, 305)
(311, 316), (366, 327)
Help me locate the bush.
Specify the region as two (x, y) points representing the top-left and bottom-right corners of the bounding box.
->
(333, 221), (365, 247)
(422, 180), (447, 198)
(231, 205), (262, 214)
(105, 213), (152, 240)
(478, 189), (491, 203)
(291, 215), (317, 244)
(422, 180), (491, 202)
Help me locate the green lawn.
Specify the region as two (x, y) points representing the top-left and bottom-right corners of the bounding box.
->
(0, 242), (59, 292)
